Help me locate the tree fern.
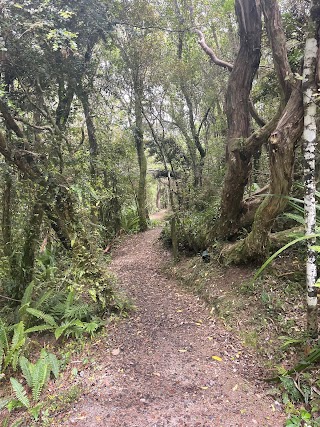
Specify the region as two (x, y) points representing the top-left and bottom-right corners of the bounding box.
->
(10, 377), (30, 408)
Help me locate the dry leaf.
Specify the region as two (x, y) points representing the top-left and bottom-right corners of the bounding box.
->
(178, 349), (187, 353)
(111, 348), (120, 356)
(232, 384), (238, 391)
(211, 355), (222, 362)
(200, 386), (208, 390)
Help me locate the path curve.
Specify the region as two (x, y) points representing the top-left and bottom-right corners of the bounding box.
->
(61, 228), (285, 427)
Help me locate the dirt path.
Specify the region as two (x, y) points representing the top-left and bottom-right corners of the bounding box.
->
(57, 227), (285, 427)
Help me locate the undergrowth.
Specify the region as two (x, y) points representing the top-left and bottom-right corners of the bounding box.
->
(0, 242), (132, 425)
(167, 247), (320, 426)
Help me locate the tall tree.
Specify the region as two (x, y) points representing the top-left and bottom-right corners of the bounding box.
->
(303, 0), (320, 337)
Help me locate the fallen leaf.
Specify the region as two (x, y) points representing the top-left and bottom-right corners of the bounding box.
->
(200, 386), (208, 390)
(207, 336), (213, 341)
(112, 348), (120, 356)
(153, 372), (161, 377)
(178, 349), (187, 353)
(176, 309), (183, 313)
(211, 355), (222, 362)
(232, 384), (238, 391)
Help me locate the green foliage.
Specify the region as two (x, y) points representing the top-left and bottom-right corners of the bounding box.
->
(10, 378), (30, 409)
(121, 207), (140, 233)
(3, 351), (60, 421)
(0, 321), (26, 373)
(161, 206), (218, 254)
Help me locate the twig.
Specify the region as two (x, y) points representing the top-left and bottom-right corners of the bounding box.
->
(0, 294), (21, 302)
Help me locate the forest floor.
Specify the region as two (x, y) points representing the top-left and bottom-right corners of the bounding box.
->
(47, 211), (285, 427)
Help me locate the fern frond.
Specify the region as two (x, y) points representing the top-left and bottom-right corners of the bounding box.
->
(34, 289), (54, 310)
(11, 322), (25, 349)
(21, 283), (34, 307)
(0, 319), (9, 352)
(0, 341), (4, 373)
(64, 303), (92, 321)
(0, 397), (11, 411)
(25, 324), (54, 334)
(4, 323), (26, 371)
(26, 308), (57, 327)
(31, 359), (48, 401)
(47, 353), (60, 379)
(54, 323), (71, 340)
(65, 290), (75, 310)
(19, 355), (33, 387)
(82, 321), (103, 337)
(10, 377), (30, 408)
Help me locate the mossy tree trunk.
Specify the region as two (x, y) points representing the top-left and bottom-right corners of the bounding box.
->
(18, 193), (44, 299)
(2, 167), (20, 281)
(223, 86), (303, 264)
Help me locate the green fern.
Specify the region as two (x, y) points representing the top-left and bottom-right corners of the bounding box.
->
(25, 324), (54, 334)
(31, 358), (48, 401)
(33, 289), (54, 310)
(10, 377), (30, 408)
(4, 322), (26, 371)
(18, 351), (60, 401)
(21, 282), (34, 307)
(0, 397), (11, 411)
(0, 321), (8, 372)
(19, 355), (33, 388)
(64, 303), (92, 321)
(46, 352), (60, 379)
(26, 308), (57, 327)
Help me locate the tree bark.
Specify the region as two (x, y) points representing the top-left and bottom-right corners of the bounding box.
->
(223, 85), (303, 263)
(19, 194), (44, 298)
(2, 167), (20, 281)
(215, 0), (262, 238)
(133, 78), (148, 232)
(76, 82), (99, 174)
(303, 0), (320, 337)
(261, 0), (292, 105)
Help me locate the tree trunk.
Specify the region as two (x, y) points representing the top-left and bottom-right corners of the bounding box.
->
(2, 168), (19, 280)
(134, 79), (148, 232)
(223, 86), (303, 263)
(19, 194), (44, 298)
(214, 0), (262, 238)
(303, 0), (320, 337)
(76, 83), (99, 174)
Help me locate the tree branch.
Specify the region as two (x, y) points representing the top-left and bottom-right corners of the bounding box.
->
(194, 29), (233, 71)
(0, 99), (24, 138)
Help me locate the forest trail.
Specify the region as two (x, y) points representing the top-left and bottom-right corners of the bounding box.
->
(56, 225), (285, 427)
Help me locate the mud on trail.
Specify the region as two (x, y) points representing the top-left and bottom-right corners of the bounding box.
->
(53, 226), (285, 427)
